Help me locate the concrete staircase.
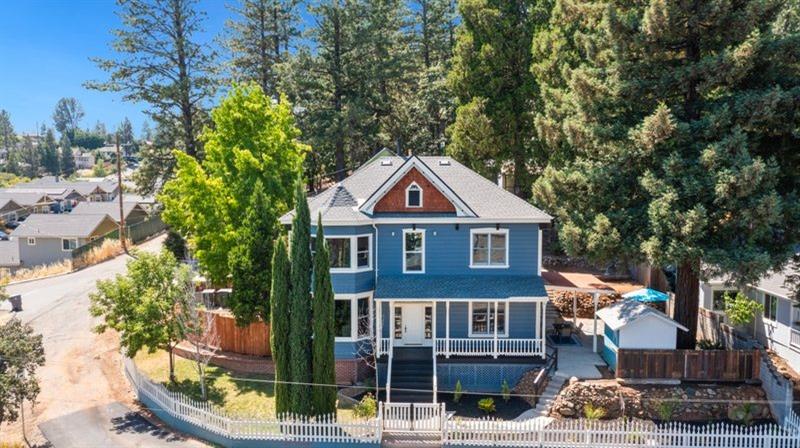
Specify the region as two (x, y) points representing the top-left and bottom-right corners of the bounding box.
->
(389, 348), (434, 403)
(529, 373), (568, 418)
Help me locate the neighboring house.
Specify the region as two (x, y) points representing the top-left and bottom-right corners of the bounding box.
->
(73, 149), (96, 169)
(70, 201), (149, 226)
(0, 191), (55, 218)
(11, 214), (118, 267)
(597, 299), (688, 370)
(15, 177), (119, 202)
(699, 267), (800, 372)
(280, 155), (552, 400)
(0, 198), (24, 224)
(0, 239), (21, 272)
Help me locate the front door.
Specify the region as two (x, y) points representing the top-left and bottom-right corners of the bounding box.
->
(394, 303), (433, 346)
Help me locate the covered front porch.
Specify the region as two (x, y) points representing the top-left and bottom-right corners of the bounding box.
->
(376, 298), (548, 359)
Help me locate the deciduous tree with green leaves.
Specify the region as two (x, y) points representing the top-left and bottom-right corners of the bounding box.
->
(0, 319), (45, 427)
(270, 236), (291, 415)
(90, 250), (192, 383)
(312, 214), (336, 415)
(160, 83), (307, 287)
(533, 0), (800, 348)
(52, 97), (84, 140)
(288, 181), (312, 415)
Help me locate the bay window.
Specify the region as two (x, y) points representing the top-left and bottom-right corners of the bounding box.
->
(310, 234), (372, 272)
(335, 294), (373, 341)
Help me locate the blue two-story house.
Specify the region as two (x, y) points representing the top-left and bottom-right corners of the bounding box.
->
(280, 155), (552, 403)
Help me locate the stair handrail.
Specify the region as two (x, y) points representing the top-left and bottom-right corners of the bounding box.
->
(386, 336), (394, 402)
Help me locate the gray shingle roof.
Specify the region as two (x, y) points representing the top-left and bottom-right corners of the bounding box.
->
(0, 191), (53, 207)
(70, 201), (145, 221)
(280, 156), (552, 224)
(12, 214), (115, 238)
(374, 275), (547, 299)
(16, 177), (118, 196)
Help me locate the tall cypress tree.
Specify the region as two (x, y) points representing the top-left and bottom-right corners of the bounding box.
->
(288, 181), (312, 414)
(229, 179), (277, 326)
(270, 236), (291, 415)
(311, 214), (336, 415)
(533, 0), (800, 347)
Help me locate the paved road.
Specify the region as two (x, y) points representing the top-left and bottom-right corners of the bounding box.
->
(1, 237), (206, 447)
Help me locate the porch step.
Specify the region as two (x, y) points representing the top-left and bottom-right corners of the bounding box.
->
(530, 373), (568, 418)
(393, 347), (433, 361)
(390, 349), (434, 403)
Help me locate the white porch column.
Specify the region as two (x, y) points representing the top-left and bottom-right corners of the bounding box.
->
(541, 300), (547, 357)
(432, 301), (437, 353)
(445, 300), (450, 358)
(593, 292), (599, 353)
(493, 300), (499, 359)
(389, 301), (395, 346)
(376, 300), (382, 356)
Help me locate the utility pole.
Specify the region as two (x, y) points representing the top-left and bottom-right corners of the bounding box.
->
(115, 133), (129, 255)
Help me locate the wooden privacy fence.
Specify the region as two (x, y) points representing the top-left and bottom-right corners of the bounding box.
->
(616, 349), (760, 381)
(202, 309), (271, 357)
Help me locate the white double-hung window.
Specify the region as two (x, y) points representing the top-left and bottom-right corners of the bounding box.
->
(469, 302), (507, 337)
(403, 229), (425, 273)
(310, 234), (372, 272)
(470, 228), (508, 268)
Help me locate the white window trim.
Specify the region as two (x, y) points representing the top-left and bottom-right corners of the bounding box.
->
(710, 287), (737, 313)
(468, 301), (509, 338)
(27, 237), (36, 246)
(469, 227), (509, 269)
(405, 182), (423, 208)
(334, 292), (374, 342)
(312, 233), (373, 273)
(62, 238), (78, 252)
(402, 228), (425, 274)
(763, 292), (779, 323)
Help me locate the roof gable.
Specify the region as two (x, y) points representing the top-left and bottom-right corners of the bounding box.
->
(373, 167), (457, 214)
(360, 156), (475, 217)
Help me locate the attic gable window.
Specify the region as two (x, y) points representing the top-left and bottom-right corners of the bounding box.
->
(405, 182), (422, 208)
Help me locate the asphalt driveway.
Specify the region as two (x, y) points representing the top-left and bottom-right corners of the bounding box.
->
(0, 236), (207, 447)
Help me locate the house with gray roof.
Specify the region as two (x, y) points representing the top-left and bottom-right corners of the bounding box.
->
(280, 155), (552, 399)
(11, 214), (118, 268)
(70, 201), (149, 225)
(15, 176), (119, 202)
(0, 191), (55, 221)
(699, 263), (800, 372)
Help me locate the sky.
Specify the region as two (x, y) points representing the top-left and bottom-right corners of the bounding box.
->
(0, 0), (235, 138)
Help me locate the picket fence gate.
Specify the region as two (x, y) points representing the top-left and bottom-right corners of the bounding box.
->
(124, 357), (381, 443)
(443, 416), (800, 447)
(383, 402), (446, 433)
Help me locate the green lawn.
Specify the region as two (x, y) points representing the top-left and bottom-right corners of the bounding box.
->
(133, 350), (359, 421)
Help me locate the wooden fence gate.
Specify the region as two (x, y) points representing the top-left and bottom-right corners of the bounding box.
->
(383, 402), (445, 433)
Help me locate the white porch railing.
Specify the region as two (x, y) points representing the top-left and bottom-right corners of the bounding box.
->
(790, 328), (800, 349)
(435, 338), (544, 357)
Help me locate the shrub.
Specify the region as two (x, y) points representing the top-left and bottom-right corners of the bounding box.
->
(724, 292), (764, 326)
(656, 398), (678, 421)
(453, 379), (463, 403)
(729, 402), (756, 426)
(501, 380), (511, 403)
(353, 393), (377, 418)
(697, 339), (724, 350)
(478, 397), (495, 414)
(583, 402), (606, 420)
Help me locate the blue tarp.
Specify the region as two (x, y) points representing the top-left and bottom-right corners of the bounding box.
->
(622, 287), (669, 303)
(374, 275), (547, 299)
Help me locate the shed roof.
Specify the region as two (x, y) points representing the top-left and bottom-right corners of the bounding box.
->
(374, 275), (548, 300)
(12, 214), (116, 238)
(596, 299), (688, 332)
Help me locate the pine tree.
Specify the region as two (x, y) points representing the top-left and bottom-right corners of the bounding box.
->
(18, 136), (39, 178)
(41, 127), (60, 174)
(0, 110), (15, 159)
(288, 181), (312, 415)
(533, 0), (800, 347)
(447, 0), (549, 198)
(311, 214), (336, 415)
(270, 236), (291, 415)
(223, 0), (299, 97)
(60, 135), (76, 177)
(229, 179), (276, 325)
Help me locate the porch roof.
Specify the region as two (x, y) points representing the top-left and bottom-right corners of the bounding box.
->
(374, 275), (547, 301)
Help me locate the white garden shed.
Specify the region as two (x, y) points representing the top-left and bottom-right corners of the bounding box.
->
(597, 299), (688, 370)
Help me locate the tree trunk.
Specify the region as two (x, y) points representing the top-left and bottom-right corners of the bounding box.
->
(168, 346), (176, 383)
(675, 259), (700, 348)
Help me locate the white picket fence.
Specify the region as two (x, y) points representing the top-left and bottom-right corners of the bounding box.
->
(383, 402), (445, 432)
(123, 357), (381, 443)
(443, 417), (800, 447)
